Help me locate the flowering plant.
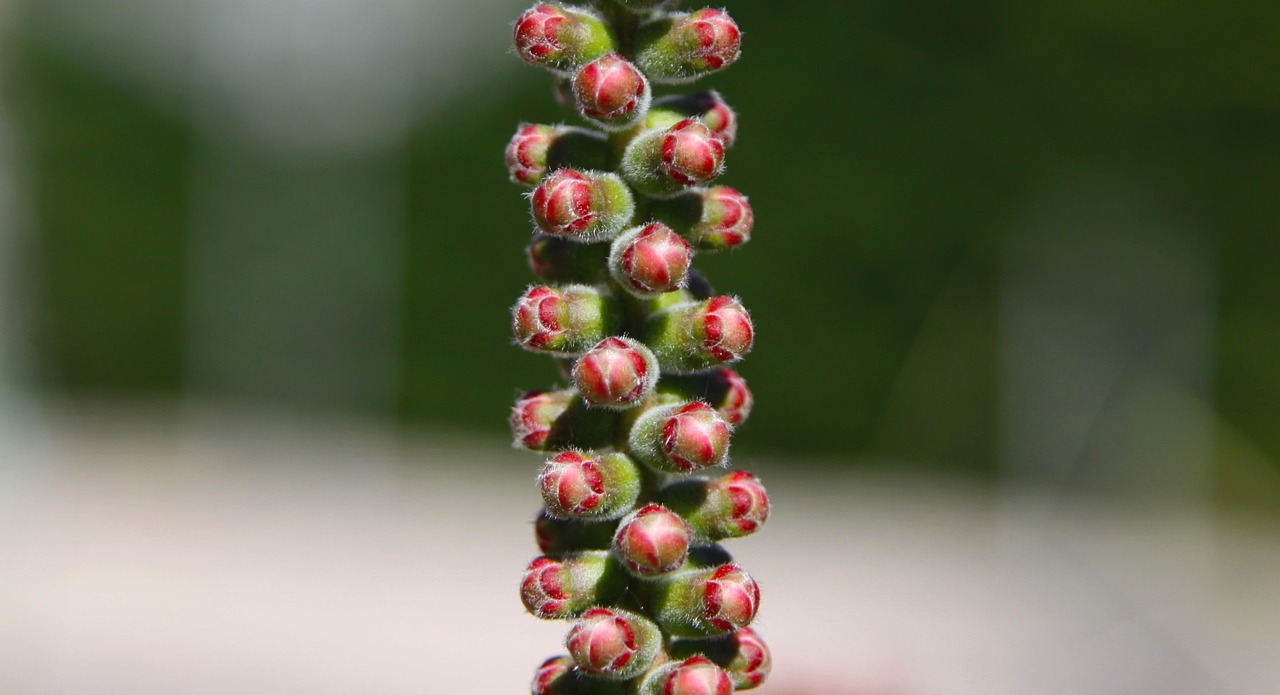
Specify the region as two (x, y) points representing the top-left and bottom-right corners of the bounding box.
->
(506, 3), (770, 692)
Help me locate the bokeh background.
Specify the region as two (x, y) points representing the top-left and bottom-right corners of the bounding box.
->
(1, 0), (1278, 693)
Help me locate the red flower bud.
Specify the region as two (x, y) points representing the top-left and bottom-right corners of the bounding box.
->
(572, 337), (659, 410)
(531, 655), (575, 695)
(715, 368), (754, 426)
(566, 607), (662, 680)
(532, 169), (635, 241)
(608, 222), (693, 297)
(662, 119), (726, 186)
(539, 450), (641, 520)
(505, 123), (556, 186)
(718, 470), (770, 536)
(612, 503), (692, 576)
(659, 470), (769, 542)
(510, 388), (575, 450)
(700, 296), (753, 362)
(657, 367), (755, 427)
(512, 284), (616, 354)
(644, 296), (754, 373)
(635, 9), (742, 84)
(629, 402), (732, 473)
(651, 563), (760, 637)
(637, 656), (734, 695)
(514, 4), (615, 73)
(572, 54), (651, 130)
(669, 627), (772, 690)
(520, 551), (624, 620)
(693, 186), (753, 250)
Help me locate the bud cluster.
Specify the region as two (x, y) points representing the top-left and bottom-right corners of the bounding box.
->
(507, 3), (770, 692)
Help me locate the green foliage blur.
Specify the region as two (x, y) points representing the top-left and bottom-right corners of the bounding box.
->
(8, 2), (1280, 492)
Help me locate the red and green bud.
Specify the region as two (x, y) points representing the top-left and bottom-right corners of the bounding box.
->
(608, 222), (694, 297)
(622, 120), (726, 198)
(512, 284), (619, 355)
(506, 124), (611, 187)
(649, 563), (760, 637)
(539, 450), (642, 520)
(514, 4), (615, 73)
(535, 509), (618, 555)
(532, 169), (636, 242)
(660, 367), (754, 427)
(670, 627), (772, 690)
(635, 9), (742, 84)
(511, 388), (576, 450)
(659, 471), (769, 542)
(520, 551), (627, 619)
(648, 91), (739, 147)
(636, 655), (733, 695)
(612, 503), (692, 577)
(572, 54), (651, 131)
(629, 402), (732, 473)
(532, 655), (576, 695)
(527, 234), (610, 284)
(644, 296), (754, 373)
(566, 607), (662, 680)
(572, 336), (659, 409)
(646, 186), (754, 252)
(512, 389), (618, 452)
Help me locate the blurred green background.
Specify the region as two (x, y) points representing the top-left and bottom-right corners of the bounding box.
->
(3, 0), (1278, 502)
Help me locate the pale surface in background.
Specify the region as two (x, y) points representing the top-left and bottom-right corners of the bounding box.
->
(2, 405), (1277, 695)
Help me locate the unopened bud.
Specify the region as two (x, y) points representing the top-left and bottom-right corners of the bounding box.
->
(660, 470), (769, 541)
(512, 284), (618, 355)
(608, 222), (694, 297)
(572, 54), (651, 131)
(572, 337), (659, 409)
(506, 124), (611, 187)
(647, 186), (754, 252)
(532, 169), (636, 242)
(622, 120), (725, 198)
(649, 563), (760, 637)
(659, 368), (754, 427)
(514, 4), (615, 73)
(648, 91), (738, 147)
(643, 296), (754, 373)
(612, 503), (692, 577)
(512, 389), (617, 452)
(636, 656), (733, 695)
(535, 510), (618, 555)
(670, 627), (772, 690)
(539, 450), (641, 520)
(531, 655), (576, 695)
(629, 402), (732, 473)
(636, 9), (742, 84)
(566, 607), (662, 680)
(520, 551), (627, 620)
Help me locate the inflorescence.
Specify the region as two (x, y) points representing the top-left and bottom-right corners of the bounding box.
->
(506, 3), (769, 693)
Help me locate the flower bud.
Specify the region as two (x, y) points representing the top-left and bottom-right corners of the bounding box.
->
(566, 607), (662, 680)
(539, 450), (641, 520)
(608, 222), (693, 297)
(520, 551), (627, 620)
(572, 337), (659, 409)
(512, 284), (618, 355)
(622, 120), (725, 198)
(612, 503), (692, 577)
(527, 234), (610, 284)
(506, 124), (611, 187)
(532, 169), (636, 242)
(629, 402), (732, 473)
(535, 510), (618, 555)
(643, 296), (754, 374)
(511, 388), (575, 450)
(669, 628), (772, 690)
(646, 186), (754, 252)
(531, 655), (576, 695)
(572, 54), (651, 131)
(659, 471), (769, 542)
(514, 4), (615, 73)
(649, 563), (760, 637)
(637, 656), (733, 695)
(659, 367), (754, 427)
(647, 91), (738, 147)
(635, 9), (742, 84)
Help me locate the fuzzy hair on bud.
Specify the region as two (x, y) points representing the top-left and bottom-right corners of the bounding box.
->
(612, 503), (693, 577)
(539, 450), (642, 520)
(659, 470), (769, 542)
(514, 4), (616, 73)
(506, 124), (612, 187)
(531, 169), (636, 242)
(643, 296), (754, 374)
(520, 551), (627, 620)
(621, 120), (726, 198)
(628, 401), (732, 473)
(510, 388), (576, 450)
(572, 336), (659, 409)
(572, 54), (652, 131)
(608, 222), (694, 297)
(566, 607), (663, 680)
(637, 655), (734, 695)
(669, 627), (772, 690)
(649, 563), (761, 637)
(635, 8), (742, 84)
(648, 91), (739, 147)
(512, 284), (619, 355)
